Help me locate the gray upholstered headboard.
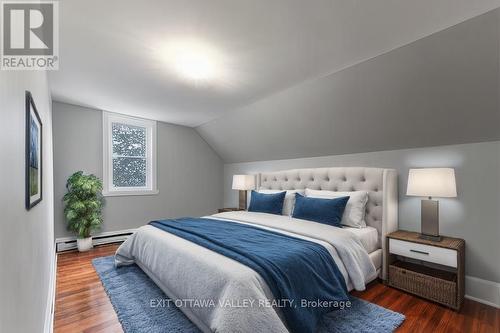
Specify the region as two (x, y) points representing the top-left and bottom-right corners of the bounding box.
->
(257, 167), (398, 279)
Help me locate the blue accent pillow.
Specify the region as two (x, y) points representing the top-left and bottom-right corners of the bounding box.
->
(292, 193), (350, 227)
(248, 190), (286, 215)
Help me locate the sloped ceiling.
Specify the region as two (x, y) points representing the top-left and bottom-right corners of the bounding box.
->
(197, 9), (500, 163)
(50, 0), (500, 127)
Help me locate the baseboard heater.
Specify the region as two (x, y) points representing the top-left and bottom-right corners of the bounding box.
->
(55, 229), (136, 252)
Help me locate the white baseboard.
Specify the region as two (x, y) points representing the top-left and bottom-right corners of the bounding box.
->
(44, 243), (57, 333)
(465, 275), (500, 308)
(55, 228), (137, 243)
(55, 228), (136, 252)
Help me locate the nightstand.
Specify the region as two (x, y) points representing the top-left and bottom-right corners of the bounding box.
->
(217, 208), (244, 213)
(386, 230), (465, 310)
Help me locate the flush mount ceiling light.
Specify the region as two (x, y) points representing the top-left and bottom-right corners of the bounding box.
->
(160, 39), (223, 83)
(174, 50), (215, 81)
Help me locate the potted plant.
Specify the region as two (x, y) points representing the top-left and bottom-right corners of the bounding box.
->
(63, 171), (104, 252)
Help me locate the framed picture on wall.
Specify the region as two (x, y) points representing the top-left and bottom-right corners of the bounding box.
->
(25, 91), (43, 210)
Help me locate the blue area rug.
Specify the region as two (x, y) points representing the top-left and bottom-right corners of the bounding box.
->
(93, 256), (405, 333)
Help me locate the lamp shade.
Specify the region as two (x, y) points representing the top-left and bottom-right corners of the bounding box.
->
(232, 175), (255, 191)
(407, 168), (457, 198)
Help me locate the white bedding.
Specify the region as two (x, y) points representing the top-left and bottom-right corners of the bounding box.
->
(343, 226), (379, 253)
(115, 211), (376, 333)
(369, 249), (382, 272)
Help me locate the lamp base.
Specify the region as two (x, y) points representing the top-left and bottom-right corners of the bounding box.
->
(421, 199), (441, 241)
(238, 190), (247, 210)
(419, 233), (442, 242)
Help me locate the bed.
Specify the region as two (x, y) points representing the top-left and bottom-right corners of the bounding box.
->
(115, 167), (398, 333)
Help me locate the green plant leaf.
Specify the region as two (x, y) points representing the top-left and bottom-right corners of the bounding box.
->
(63, 171), (105, 238)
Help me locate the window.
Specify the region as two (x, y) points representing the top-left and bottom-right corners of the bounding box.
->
(103, 112), (157, 196)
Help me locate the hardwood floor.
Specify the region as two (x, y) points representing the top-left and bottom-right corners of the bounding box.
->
(55, 244), (122, 333)
(55, 244), (500, 333)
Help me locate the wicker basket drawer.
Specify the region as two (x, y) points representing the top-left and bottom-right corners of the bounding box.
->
(389, 262), (457, 308)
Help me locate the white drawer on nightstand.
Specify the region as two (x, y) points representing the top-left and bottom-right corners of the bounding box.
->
(389, 238), (457, 268)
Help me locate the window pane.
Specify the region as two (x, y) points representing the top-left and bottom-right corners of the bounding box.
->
(112, 123), (146, 157)
(113, 157), (147, 187)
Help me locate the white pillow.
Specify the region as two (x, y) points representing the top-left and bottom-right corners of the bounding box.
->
(305, 189), (368, 228)
(257, 189), (305, 216)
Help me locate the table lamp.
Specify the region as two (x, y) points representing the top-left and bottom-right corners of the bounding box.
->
(232, 175), (256, 210)
(406, 168), (457, 241)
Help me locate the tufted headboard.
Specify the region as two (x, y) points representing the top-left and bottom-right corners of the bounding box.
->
(257, 167), (398, 279)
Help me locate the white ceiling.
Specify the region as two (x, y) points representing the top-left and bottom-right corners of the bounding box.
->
(198, 8), (500, 163)
(50, 0), (500, 127)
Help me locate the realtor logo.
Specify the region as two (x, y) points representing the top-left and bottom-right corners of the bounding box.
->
(1, 1), (59, 70)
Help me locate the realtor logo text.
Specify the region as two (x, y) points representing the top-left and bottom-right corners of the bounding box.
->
(1, 1), (59, 70)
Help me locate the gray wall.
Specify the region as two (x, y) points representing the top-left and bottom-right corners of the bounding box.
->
(0, 72), (54, 332)
(197, 9), (500, 163)
(53, 102), (223, 238)
(223, 141), (500, 285)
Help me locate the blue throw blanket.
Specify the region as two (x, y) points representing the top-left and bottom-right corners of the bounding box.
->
(149, 217), (349, 333)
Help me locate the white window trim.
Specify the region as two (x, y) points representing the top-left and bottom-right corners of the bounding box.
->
(102, 112), (158, 196)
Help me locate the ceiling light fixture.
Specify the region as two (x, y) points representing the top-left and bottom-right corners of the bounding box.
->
(160, 39), (222, 83)
(174, 49), (215, 81)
